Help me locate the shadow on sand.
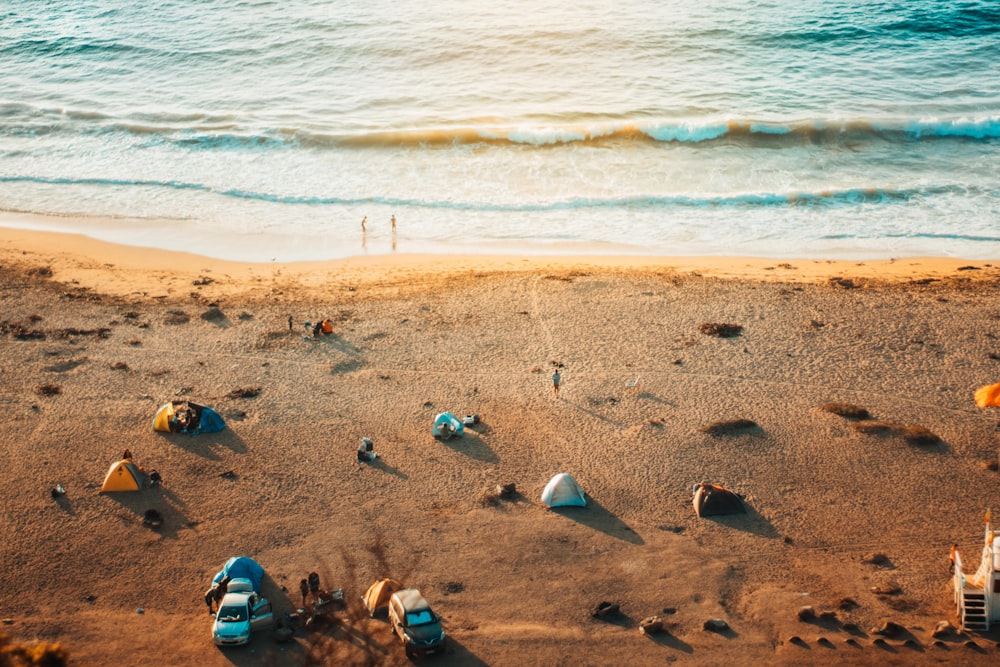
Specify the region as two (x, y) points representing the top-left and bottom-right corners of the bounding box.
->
(648, 631), (695, 653)
(436, 635), (488, 666)
(313, 332), (363, 358)
(561, 397), (625, 428)
(156, 428), (248, 460)
(637, 391), (676, 406)
(51, 493), (77, 516)
(702, 502), (780, 539)
(550, 495), (644, 545)
(437, 431), (499, 464)
(102, 486), (192, 539)
(362, 457), (408, 480)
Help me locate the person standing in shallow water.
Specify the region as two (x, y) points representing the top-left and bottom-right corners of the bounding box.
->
(390, 214), (396, 232)
(552, 368), (561, 397)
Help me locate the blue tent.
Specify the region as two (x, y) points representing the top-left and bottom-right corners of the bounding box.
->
(213, 556), (264, 593)
(195, 404), (227, 433)
(432, 412), (464, 439)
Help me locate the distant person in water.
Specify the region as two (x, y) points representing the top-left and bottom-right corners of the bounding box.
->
(390, 214), (396, 232)
(361, 216), (367, 232)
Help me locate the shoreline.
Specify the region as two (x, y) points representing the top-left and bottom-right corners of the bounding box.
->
(3, 209), (999, 270)
(0, 226), (994, 302)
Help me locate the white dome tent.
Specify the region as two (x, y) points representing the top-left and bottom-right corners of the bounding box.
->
(540, 473), (586, 508)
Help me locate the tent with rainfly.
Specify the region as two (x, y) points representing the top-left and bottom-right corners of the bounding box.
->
(100, 459), (144, 492)
(363, 578), (403, 618)
(975, 382), (1000, 408)
(152, 401), (226, 434)
(541, 473), (587, 508)
(213, 556), (265, 593)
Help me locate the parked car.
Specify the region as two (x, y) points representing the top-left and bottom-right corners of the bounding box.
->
(388, 589), (446, 658)
(212, 579), (274, 647)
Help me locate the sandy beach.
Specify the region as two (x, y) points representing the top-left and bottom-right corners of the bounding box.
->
(2, 226), (1000, 666)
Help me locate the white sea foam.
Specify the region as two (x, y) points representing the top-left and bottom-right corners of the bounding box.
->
(0, 0), (998, 260)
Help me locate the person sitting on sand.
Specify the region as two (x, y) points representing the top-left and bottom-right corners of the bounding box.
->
(122, 448), (133, 461)
(439, 421), (455, 439)
(357, 437), (378, 462)
(321, 319), (333, 335)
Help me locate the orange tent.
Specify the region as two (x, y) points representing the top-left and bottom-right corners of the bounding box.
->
(975, 382), (1000, 408)
(100, 460), (144, 492)
(362, 578), (403, 618)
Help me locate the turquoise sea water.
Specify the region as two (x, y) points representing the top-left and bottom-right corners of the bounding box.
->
(1, 0), (999, 261)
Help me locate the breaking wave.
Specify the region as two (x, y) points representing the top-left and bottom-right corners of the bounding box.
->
(0, 175), (982, 210)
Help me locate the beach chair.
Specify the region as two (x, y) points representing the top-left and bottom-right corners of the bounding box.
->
(625, 375), (640, 391)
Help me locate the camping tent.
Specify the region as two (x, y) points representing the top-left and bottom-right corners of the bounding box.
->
(432, 413), (464, 440)
(213, 556), (264, 593)
(363, 578), (403, 617)
(152, 401), (226, 434)
(541, 473), (587, 507)
(100, 459), (144, 492)
(975, 382), (1000, 408)
(692, 483), (746, 517)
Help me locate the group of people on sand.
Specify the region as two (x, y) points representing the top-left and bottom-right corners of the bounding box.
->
(171, 404), (198, 432)
(299, 571), (322, 607)
(311, 318), (334, 337)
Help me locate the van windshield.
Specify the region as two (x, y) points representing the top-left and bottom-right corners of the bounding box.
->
(406, 610), (435, 626)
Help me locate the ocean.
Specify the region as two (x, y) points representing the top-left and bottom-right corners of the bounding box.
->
(1, 0), (999, 261)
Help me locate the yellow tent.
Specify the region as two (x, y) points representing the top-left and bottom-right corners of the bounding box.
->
(975, 382), (1000, 408)
(362, 578), (403, 617)
(100, 460), (143, 492)
(152, 402), (175, 432)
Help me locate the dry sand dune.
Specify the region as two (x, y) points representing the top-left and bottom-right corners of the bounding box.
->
(1, 228), (1000, 666)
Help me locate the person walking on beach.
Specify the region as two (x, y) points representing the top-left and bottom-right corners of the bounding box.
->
(552, 368), (561, 397)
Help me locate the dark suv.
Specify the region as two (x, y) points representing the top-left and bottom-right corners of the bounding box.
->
(388, 589), (446, 658)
